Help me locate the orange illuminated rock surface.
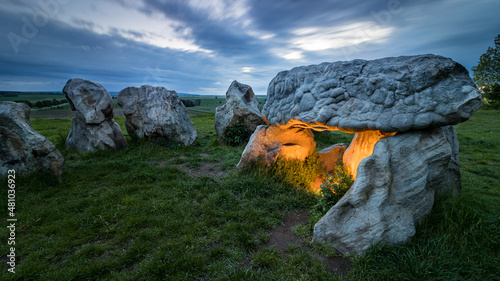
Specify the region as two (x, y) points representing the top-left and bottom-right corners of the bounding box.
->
(343, 130), (396, 178)
(237, 121), (316, 168)
(317, 143), (346, 173)
(238, 117), (395, 180)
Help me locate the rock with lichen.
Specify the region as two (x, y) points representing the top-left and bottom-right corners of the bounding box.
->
(63, 78), (128, 152)
(215, 80), (264, 143)
(0, 101), (64, 177)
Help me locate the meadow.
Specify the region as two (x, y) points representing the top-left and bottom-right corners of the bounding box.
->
(0, 95), (498, 279)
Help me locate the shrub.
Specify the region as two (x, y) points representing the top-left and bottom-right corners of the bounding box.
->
(310, 164), (354, 224)
(270, 154), (324, 190)
(482, 83), (500, 109)
(240, 153), (325, 191)
(224, 119), (250, 146)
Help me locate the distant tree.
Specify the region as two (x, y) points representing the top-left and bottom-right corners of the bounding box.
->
(193, 99), (201, 106)
(15, 100), (33, 107)
(472, 34), (500, 109)
(1, 92), (18, 97)
(181, 99), (195, 107)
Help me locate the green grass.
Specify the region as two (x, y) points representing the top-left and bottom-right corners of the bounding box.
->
(1, 109), (499, 280)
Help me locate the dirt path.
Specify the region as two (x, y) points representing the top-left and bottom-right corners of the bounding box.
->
(262, 210), (352, 276)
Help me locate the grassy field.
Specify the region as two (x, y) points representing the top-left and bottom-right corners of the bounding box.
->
(0, 109), (498, 280)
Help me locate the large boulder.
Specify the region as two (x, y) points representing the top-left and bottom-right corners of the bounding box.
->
(117, 85), (197, 146)
(263, 54), (482, 132)
(313, 126), (461, 255)
(238, 54), (482, 255)
(215, 80), (265, 143)
(0, 102), (64, 177)
(63, 78), (127, 151)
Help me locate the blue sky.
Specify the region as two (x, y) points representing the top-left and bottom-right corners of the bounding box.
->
(1, 0), (499, 95)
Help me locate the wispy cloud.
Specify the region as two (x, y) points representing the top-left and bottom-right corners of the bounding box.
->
(60, 1), (213, 53)
(187, 0), (250, 22)
(291, 22), (393, 51)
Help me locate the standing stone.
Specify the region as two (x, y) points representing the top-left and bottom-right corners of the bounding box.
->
(63, 78), (127, 151)
(313, 126), (461, 255)
(215, 80), (265, 143)
(238, 54), (483, 255)
(0, 102), (64, 177)
(117, 85), (197, 146)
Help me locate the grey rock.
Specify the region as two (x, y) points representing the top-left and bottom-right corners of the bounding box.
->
(237, 54), (479, 256)
(63, 78), (114, 124)
(263, 54), (482, 132)
(65, 118), (128, 152)
(63, 78), (127, 151)
(313, 126), (461, 255)
(215, 81), (265, 143)
(117, 85), (197, 146)
(0, 102), (64, 177)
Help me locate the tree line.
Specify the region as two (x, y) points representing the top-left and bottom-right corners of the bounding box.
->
(16, 99), (68, 109)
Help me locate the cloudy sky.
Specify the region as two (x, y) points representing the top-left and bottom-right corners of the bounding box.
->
(1, 0), (499, 95)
